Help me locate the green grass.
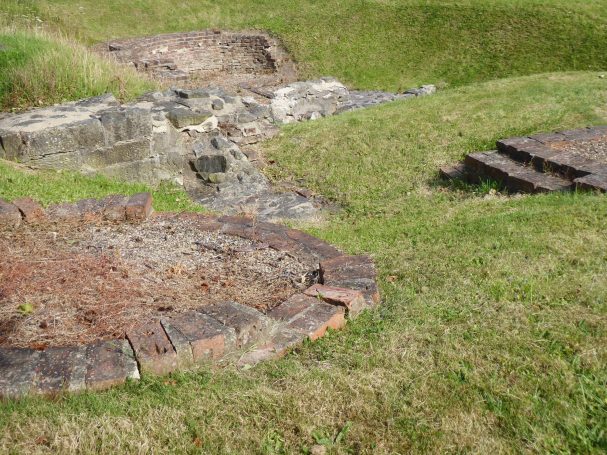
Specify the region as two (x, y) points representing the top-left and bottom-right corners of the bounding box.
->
(1, 0), (606, 98)
(1, 72), (606, 453)
(0, 29), (156, 110)
(0, 162), (202, 213)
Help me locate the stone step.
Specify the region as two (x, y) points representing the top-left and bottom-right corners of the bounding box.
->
(464, 151), (574, 193)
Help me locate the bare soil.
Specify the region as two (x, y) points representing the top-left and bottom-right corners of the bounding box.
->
(0, 218), (316, 348)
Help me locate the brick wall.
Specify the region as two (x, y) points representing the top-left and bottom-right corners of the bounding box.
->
(95, 30), (295, 82)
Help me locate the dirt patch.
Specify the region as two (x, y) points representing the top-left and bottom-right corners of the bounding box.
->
(0, 218), (316, 349)
(549, 136), (607, 165)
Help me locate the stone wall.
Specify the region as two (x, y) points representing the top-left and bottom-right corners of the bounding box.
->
(95, 30), (296, 83)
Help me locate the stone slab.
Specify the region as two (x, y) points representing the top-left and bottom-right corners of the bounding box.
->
(0, 348), (40, 398)
(126, 321), (178, 375)
(85, 340), (140, 391)
(199, 301), (273, 348)
(575, 174), (607, 192)
(267, 294), (317, 323)
(34, 346), (87, 395)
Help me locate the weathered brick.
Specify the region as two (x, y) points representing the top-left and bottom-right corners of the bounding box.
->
(304, 284), (367, 317)
(0, 348), (40, 398)
(76, 198), (104, 221)
(46, 203), (81, 222)
(161, 311), (235, 365)
(125, 192), (153, 221)
(199, 301), (273, 348)
(102, 194), (128, 221)
(0, 199), (22, 228)
(12, 197), (46, 223)
(85, 340), (139, 391)
(575, 174), (607, 192)
(320, 255), (377, 283)
(126, 321), (178, 375)
(267, 294), (317, 322)
(286, 229), (341, 260)
(34, 346), (87, 395)
(237, 328), (305, 367)
(286, 300), (345, 341)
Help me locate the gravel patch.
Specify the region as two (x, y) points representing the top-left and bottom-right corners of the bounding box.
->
(0, 218), (316, 348)
(549, 136), (607, 165)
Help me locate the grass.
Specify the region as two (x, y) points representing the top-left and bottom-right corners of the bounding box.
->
(0, 0), (606, 108)
(1, 71), (606, 453)
(0, 28), (156, 110)
(0, 161), (202, 213)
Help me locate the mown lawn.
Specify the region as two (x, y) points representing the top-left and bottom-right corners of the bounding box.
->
(0, 72), (605, 453)
(1, 0), (607, 109)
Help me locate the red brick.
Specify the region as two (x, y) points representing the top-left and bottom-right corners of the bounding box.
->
(102, 195), (128, 221)
(286, 301), (345, 341)
(46, 203), (81, 222)
(267, 294), (317, 322)
(85, 340), (139, 391)
(12, 197), (46, 223)
(304, 284), (366, 317)
(126, 322), (177, 376)
(126, 192), (153, 221)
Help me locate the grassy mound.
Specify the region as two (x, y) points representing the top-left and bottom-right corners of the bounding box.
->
(2, 0), (606, 92)
(0, 29), (156, 110)
(1, 72), (605, 453)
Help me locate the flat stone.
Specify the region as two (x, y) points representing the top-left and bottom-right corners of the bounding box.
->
(0, 199), (22, 228)
(166, 109), (213, 128)
(320, 255), (377, 282)
(125, 192), (153, 221)
(85, 339), (140, 391)
(0, 348), (40, 398)
(285, 300), (345, 341)
(34, 346), (87, 395)
(161, 311), (235, 365)
(126, 321), (178, 376)
(304, 284), (367, 317)
(199, 301), (273, 348)
(286, 229), (341, 260)
(12, 197), (46, 223)
(102, 194), (128, 221)
(76, 198), (104, 221)
(439, 163), (467, 181)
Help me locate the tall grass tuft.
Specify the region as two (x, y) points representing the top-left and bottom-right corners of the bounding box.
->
(0, 28), (157, 110)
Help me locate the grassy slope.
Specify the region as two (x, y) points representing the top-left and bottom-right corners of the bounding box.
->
(2, 0), (607, 92)
(1, 72), (606, 453)
(0, 30), (156, 110)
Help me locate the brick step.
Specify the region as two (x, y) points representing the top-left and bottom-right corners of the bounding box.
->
(496, 137), (607, 181)
(464, 151), (574, 193)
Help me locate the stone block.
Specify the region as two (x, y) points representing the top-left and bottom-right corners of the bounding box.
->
(0, 130), (23, 160)
(304, 284), (367, 317)
(199, 301), (273, 348)
(125, 192), (153, 221)
(85, 340), (140, 391)
(167, 109), (213, 128)
(0, 199), (22, 228)
(12, 197), (46, 223)
(75, 198), (104, 221)
(102, 195), (128, 221)
(195, 154), (228, 174)
(126, 321), (178, 376)
(23, 118), (105, 160)
(82, 139), (151, 168)
(0, 348), (40, 398)
(34, 347), (87, 395)
(100, 107), (152, 144)
(495, 136), (540, 156)
(320, 255), (377, 283)
(161, 311), (235, 365)
(237, 329), (305, 367)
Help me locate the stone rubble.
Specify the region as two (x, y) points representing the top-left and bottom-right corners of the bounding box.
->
(0, 80), (436, 221)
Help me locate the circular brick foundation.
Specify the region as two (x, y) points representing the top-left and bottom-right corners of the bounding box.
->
(0, 194), (379, 398)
